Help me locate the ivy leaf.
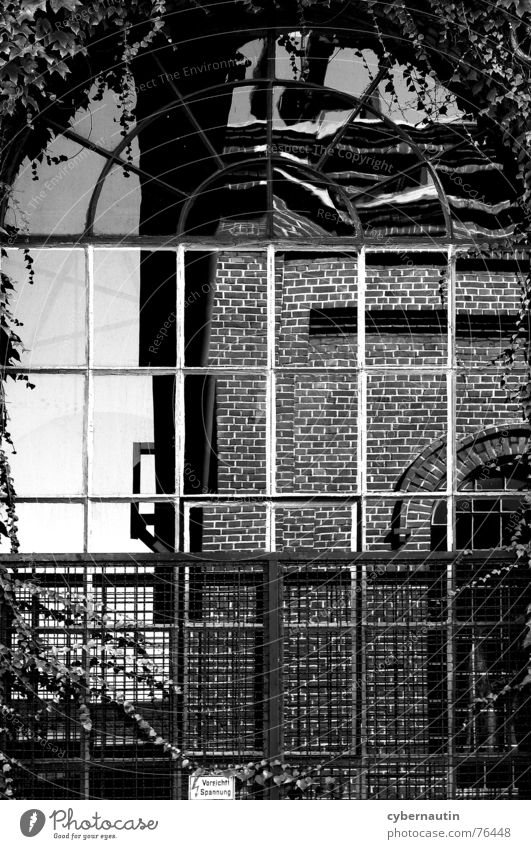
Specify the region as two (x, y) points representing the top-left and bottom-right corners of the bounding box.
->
(50, 0), (82, 10)
(20, 0), (48, 15)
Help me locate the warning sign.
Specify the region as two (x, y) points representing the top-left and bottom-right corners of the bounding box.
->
(189, 776), (236, 800)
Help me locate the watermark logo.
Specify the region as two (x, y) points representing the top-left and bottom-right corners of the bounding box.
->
(20, 810), (46, 837)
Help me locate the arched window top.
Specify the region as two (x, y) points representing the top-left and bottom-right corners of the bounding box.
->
(431, 453), (531, 551)
(2, 31), (518, 244)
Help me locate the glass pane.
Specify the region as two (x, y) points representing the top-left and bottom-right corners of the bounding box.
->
(378, 62), (461, 124)
(322, 121), (447, 238)
(367, 373), (447, 491)
(456, 263), (522, 369)
(5, 248), (86, 366)
(365, 497), (441, 552)
(92, 375), (175, 496)
(184, 375), (266, 494)
(185, 250), (267, 367)
(5, 135), (106, 235)
(6, 375), (84, 496)
(274, 505), (353, 550)
(430, 501), (447, 552)
(91, 156), (141, 236)
(272, 84), (354, 168)
(89, 501), (175, 553)
(187, 85), (267, 164)
(324, 48), (381, 98)
(183, 164), (267, 238)
(276, 373), (358, 493)
(276, 251), (358, 368)
(456, 370), (520, 443)
(189, 503), (267, 551)
(273, 163), (358, 238)
(365, 252), (448, 366)
(0, 503), (84, 553)
(67, 84), (130, 151)
(94, 249), (176, 367)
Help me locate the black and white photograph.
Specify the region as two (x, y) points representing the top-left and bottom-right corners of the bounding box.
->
(1, 0), (531, 839)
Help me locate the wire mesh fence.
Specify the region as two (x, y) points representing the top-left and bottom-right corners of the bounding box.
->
(1, 552), (530, 800)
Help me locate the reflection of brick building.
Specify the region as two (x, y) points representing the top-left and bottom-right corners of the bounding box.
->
(2, 20), (531, 799)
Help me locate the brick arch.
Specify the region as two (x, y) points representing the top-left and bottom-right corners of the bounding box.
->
(397, 424), (531, 493)
(390, 425), (531, 549)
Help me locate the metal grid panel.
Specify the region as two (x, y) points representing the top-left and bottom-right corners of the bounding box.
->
(3, 553), (530, 800)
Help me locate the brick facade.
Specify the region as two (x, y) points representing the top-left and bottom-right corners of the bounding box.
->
(195, 251), (526, 553)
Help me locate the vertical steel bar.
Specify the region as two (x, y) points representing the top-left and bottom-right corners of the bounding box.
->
(359, 557), (368, 798)
(175, 245), (185, 550)
(81, 245), (95, 798)
(446, 245), (457, 797)
(357, 247), (368, 797)
(264, 556), (283, 799)
(357, 248), (367, 550)
(84, 246), (94, 552)
(174, 245), (186, 795)
(267, 245), (276, 499)
(266, 34), (275, 240)
(266, 502), (275, 552)
(447, 246), (456, 549)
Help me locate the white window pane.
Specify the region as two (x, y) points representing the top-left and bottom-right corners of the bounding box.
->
(93, 249), (176, 367)
(92, 375), (174, 495)
(0, 503), (84, 553)
(92, 159), (141, 236)
(68, 84), (133, 151)
(5, 248), (85, 366)
(6, 375), (84, 496)
(5, 135), (106, 235)
(88, 502), (174, 552)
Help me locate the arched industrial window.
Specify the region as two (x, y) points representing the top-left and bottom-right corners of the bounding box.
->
(0, 29), (522, 556)
(431, 455), (531, 550)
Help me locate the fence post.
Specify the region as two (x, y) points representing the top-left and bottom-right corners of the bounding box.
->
(264, 557), (283, 799)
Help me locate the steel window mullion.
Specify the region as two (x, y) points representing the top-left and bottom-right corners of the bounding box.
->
(85, 246), (95, 552)
(446, 246), (457, 797)
(4, 364), (464, 374)
(267, 245), (276, 501)
(4, 237), (497, 251)
(357, 248), (367, 552)
(447, 247), (457, 552)
(175, 245), (185, 550)
(266, 502), (275, 552)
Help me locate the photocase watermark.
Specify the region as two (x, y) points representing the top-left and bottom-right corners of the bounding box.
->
(20, 809), (46, 838)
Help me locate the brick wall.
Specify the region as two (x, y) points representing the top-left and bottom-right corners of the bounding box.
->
(197, 252), (523, 553)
